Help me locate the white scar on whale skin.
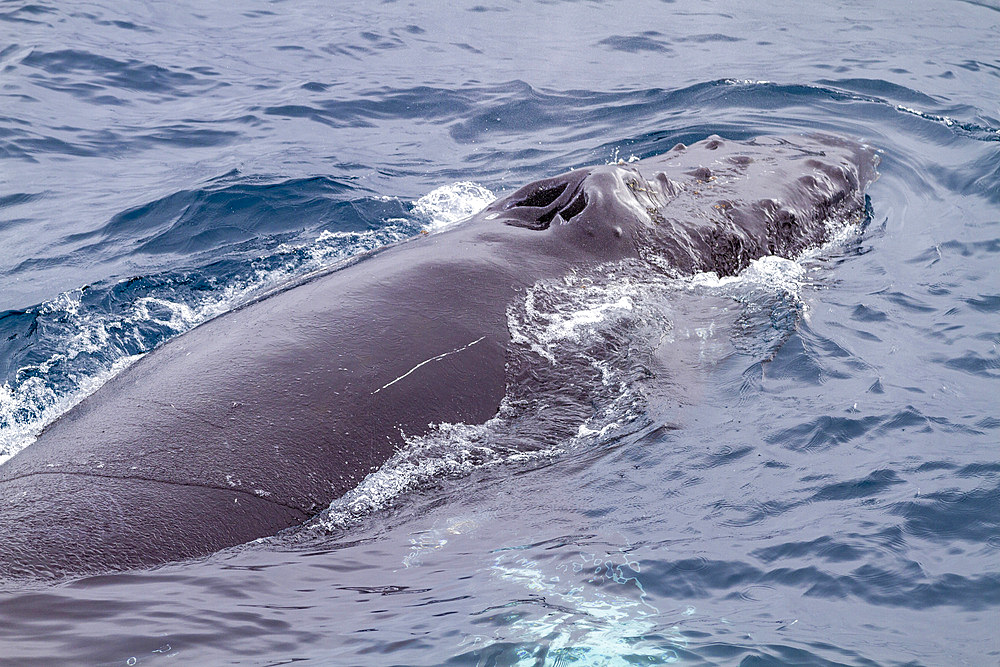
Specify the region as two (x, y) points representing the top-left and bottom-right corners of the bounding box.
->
(371, 336), (486, 395)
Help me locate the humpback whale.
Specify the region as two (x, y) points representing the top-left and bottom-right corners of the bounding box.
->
(0, 134), (878, 578)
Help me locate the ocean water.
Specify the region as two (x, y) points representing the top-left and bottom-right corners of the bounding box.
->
(1, 0), (999, 664)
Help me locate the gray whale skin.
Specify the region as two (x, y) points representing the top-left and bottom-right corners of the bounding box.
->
(0, 134), (877, 577)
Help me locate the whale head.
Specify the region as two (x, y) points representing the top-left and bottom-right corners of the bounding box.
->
(480, 134), (878, 276)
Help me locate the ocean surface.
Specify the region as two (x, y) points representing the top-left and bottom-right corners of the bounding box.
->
(1, 0), (999, 664)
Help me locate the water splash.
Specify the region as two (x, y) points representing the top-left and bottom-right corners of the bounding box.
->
(0, 355), (139, 466)
(315, 415), (564, 532)
(411, 181), (495, 232)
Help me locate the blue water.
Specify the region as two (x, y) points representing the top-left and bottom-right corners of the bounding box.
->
(2, 0), (999, 664)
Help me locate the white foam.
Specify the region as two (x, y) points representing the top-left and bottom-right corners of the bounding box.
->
(509, 271), (643, 364)
(316, 416), (563, 531)
(893, 104), (997, 135)
(0, 354), (140, 465)
(688, 254), (806, 296)
(608, 147), (640, 164)
(411, 181), (495, 232)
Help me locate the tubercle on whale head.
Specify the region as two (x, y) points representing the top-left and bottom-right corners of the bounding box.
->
(659, 134), (879, 276)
